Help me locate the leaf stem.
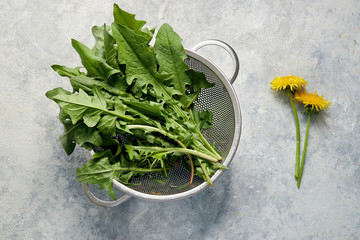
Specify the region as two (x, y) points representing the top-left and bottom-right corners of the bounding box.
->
(128, 145), (220, 163)
(297, 112), (311, 188)
(289, 94), (301, 180)
(169, 102), (221, 160)
(186, 90), (201, 109)
(198, 158), (213, 186)
(195, 128), (221, 159)
(188, 109), (221, 160)
(128, 124), (195, 184)
(76, 166), (167, 177)
(53, 95), (135, 121)
(128, 125), (184, 147)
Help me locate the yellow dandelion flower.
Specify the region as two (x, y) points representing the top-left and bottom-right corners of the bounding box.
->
(294, 90), (331, 189)
(270, 75), (305, 180)
(295, 90), (331, 112)
(271, 75), (307, 92)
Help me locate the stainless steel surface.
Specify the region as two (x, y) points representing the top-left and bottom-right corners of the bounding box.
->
(191, 39), (240, 84)
(82, 40), (242, 206)
(82, 182), (131, 207)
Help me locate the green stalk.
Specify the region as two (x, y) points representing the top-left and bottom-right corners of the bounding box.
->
(128, 145), (220, 163)
(196, 130), (221, 159)
(289, 94), (301, 179)
(188, 109), (222, 160)
(76, 167), (167, 177)
(167, 117), (220, 159)
(186, 90), (201, 109)
(128, 125), (185, 148)
(128, 124), (196, 183)
(297, 112), (311, 188)
(128, 124), (221, 160)
(198, 158), (213, 186)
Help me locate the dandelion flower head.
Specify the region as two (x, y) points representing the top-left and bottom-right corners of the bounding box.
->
(271, 75), (307, 92)
(295, 90), (331, 112)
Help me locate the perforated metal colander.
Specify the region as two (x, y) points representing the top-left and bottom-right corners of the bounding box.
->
(82, 40), (242, 207)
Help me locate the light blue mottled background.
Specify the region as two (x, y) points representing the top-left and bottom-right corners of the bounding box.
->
(1, 0), (359, 239)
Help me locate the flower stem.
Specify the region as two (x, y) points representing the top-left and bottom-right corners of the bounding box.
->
(289, 94), (301, 180)
(297, 112), (311, 188)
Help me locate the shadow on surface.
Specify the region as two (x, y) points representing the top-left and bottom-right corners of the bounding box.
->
(80, 169), (234, 240)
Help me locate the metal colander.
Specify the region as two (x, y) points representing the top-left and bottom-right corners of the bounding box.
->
(82, 40), (242, 207)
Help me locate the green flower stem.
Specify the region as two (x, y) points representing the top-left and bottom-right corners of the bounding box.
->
(289, 94), (301, 180)
(297, 112), (311, 188)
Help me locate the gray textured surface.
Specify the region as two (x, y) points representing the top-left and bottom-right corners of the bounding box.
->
(1, 0), (359, 239)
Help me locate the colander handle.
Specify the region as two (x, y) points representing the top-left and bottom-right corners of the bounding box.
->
(81, 182), (131, 207)
(192, 40), (239, 84)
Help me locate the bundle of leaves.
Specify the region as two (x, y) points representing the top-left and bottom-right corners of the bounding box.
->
(46, 4), (225, 199)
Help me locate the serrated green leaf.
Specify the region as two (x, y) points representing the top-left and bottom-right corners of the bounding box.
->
(113, 4), (145, 30)
(58, 108), (70, 123)
(51, 65), (84, 78)
(55, 89), (90, 124)
(154, 23), (191, 107)
(211, 162), (228, 170)
(46, 87), (72, 100)
(70, 75), (128, 96)
(59, 120), (78, 155)
(50, 88), (135, 125)
(72, 39), (120, 80)
(115, 121), (132, 135)
(76, 154), (165, 199)
(46, 87), (73, 123)
(97, 115), (117, 135)
(91, 25), (106, 58)
(76, 157), (120, 199)
(111, 23), (181, 100)
(92, 87), (107, 108)
(75, 123), (103, 147)
(185, 69), (215, 108)
(122, 99), (166, 121)
(192, 109), (213, 130)
(103, 25), (119, 69)
(59, 120), (103, 155)
(70, 75), (102, 93)
(102, 75), (128, 94)
(113, 98), (127, 114)
(186, 69), (215, 92)
(119, 171), (134, 183)
(113, 3), (152, 41)
(125, 145), (135, 160)
(82, 108), (102, 127)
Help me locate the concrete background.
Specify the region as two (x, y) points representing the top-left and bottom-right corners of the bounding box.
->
(1, 0), (359, 239)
